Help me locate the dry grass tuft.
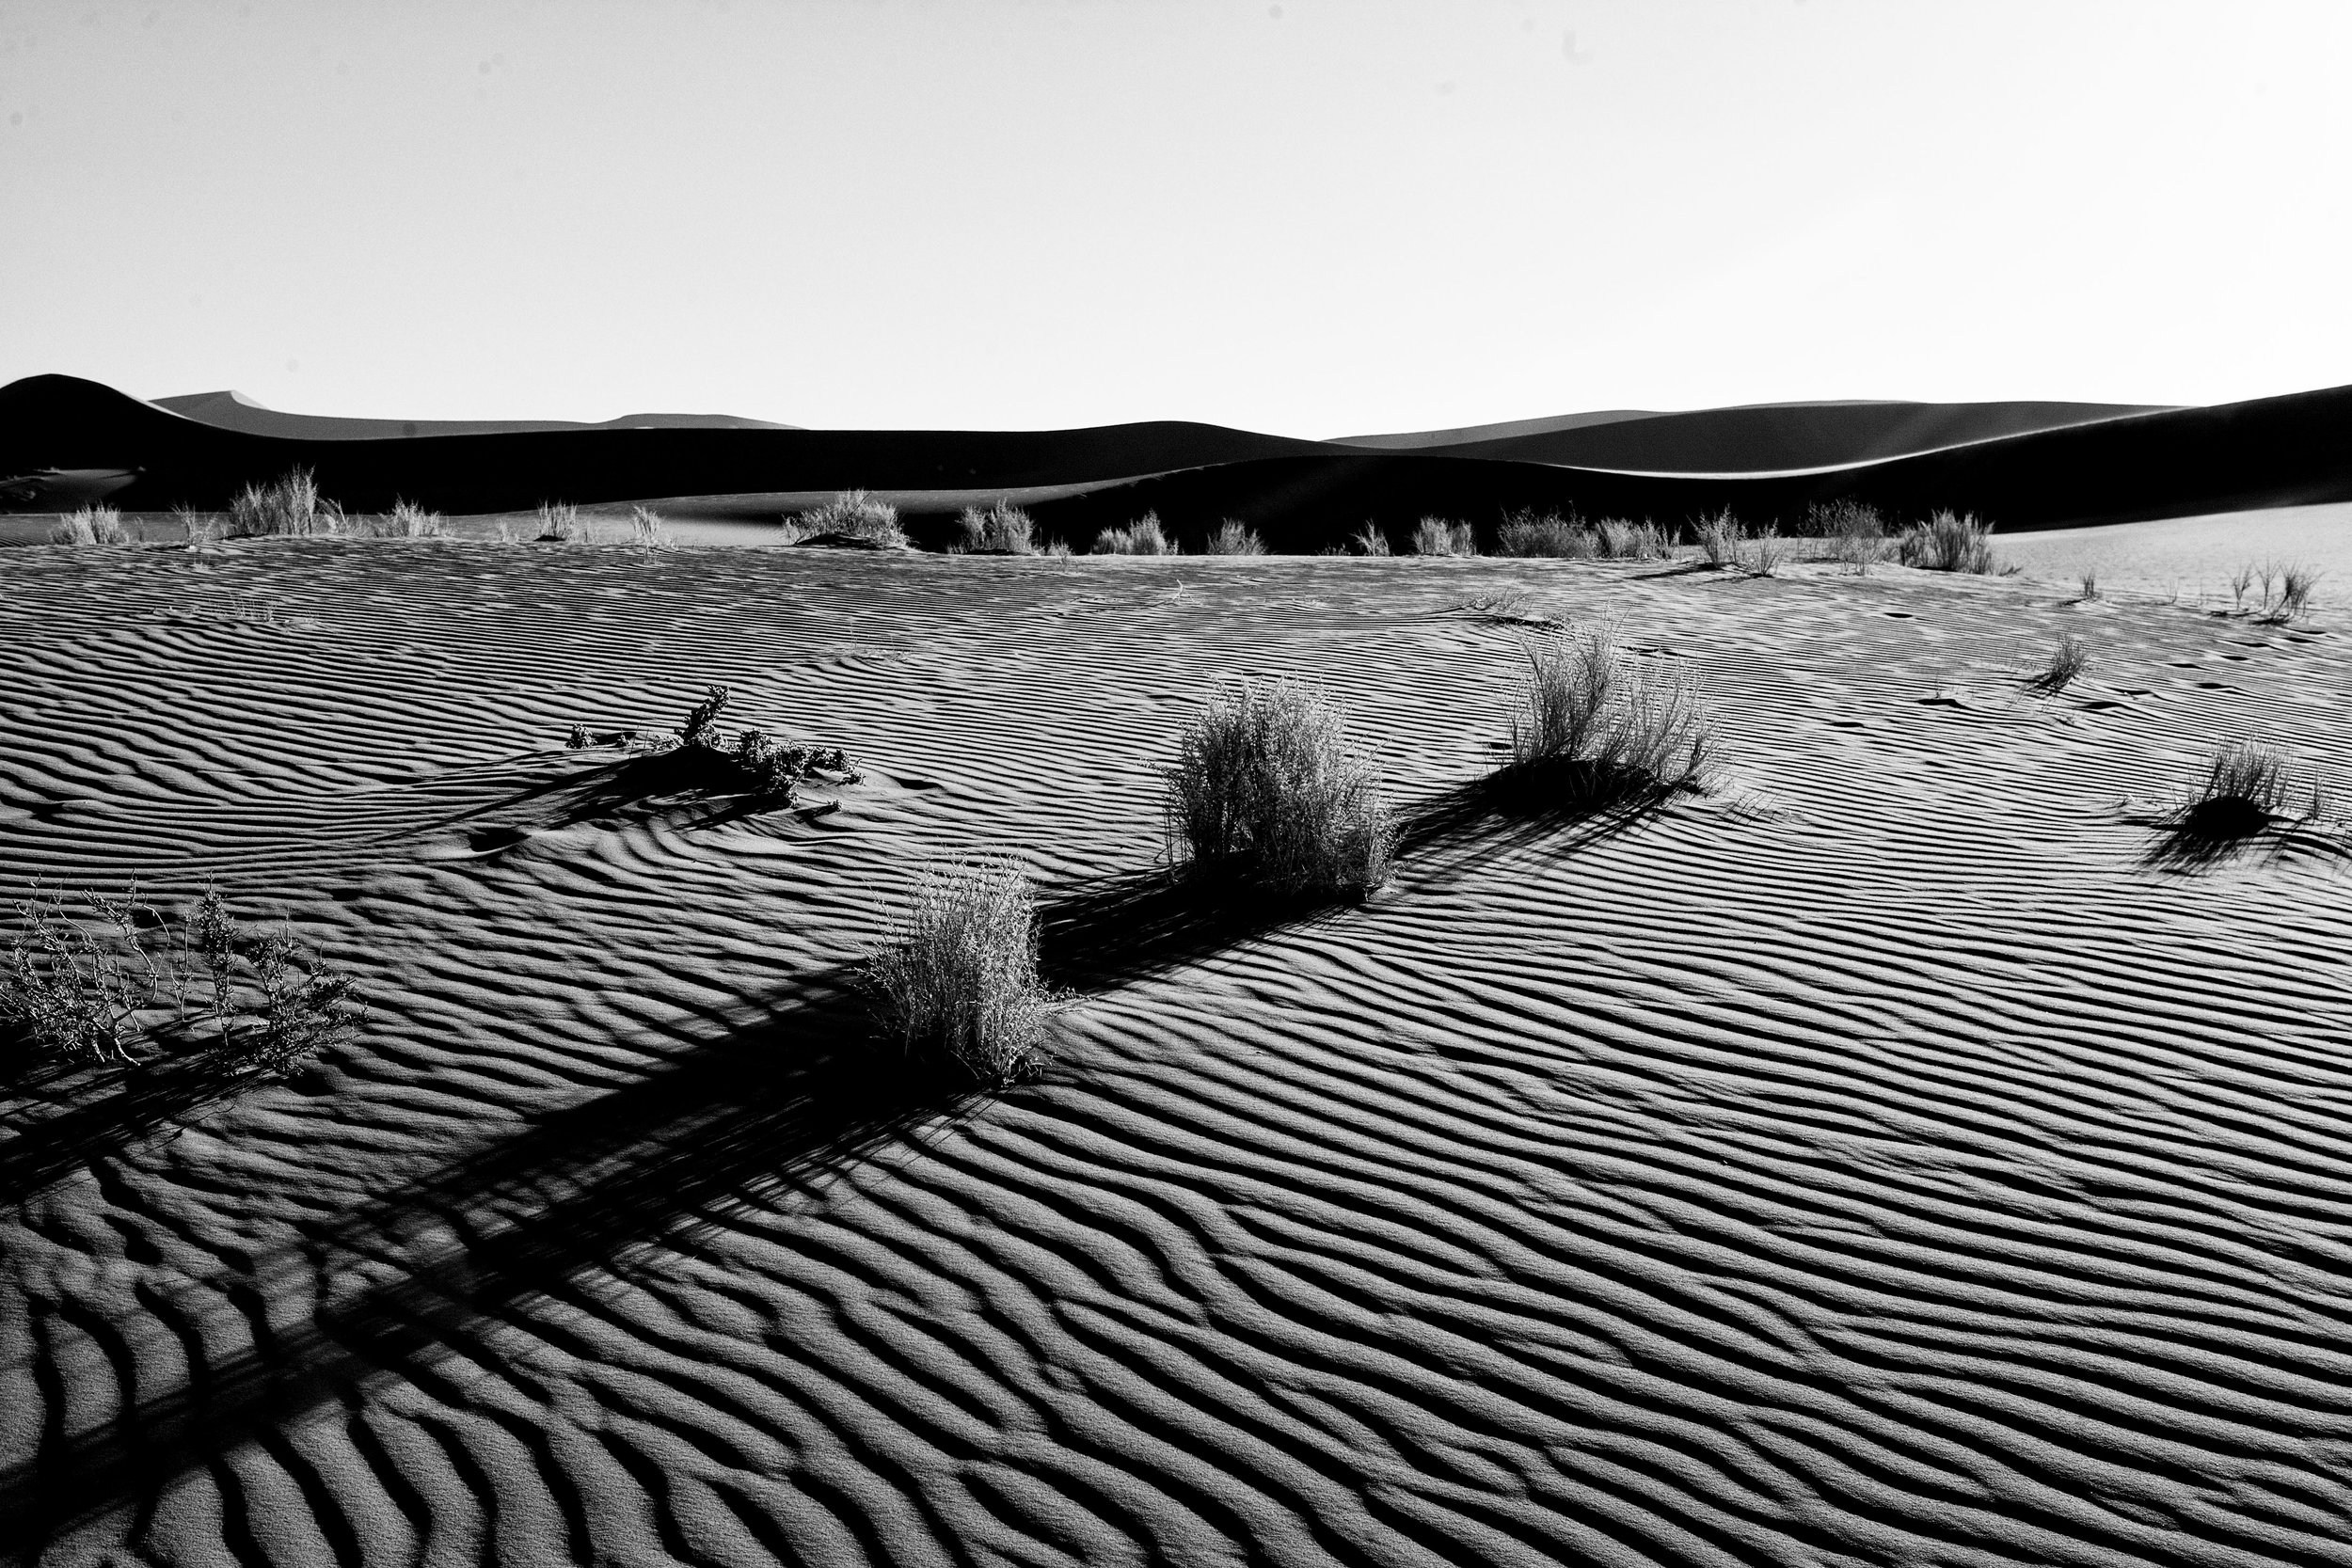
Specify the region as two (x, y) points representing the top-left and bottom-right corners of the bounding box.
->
(1503, 626), (1715, 804)
(629, 506), (673, 548)
(1348, 522), (1391, 557)
(2034, 633), (2090, 692)
(1494, 512), (1592, 559)
(2177, 741), (2316, 839)
(1093, 513), (1180, 555)
(47, 505), (133, 546)
(228, 468), (343, 537)
(2075, 569), (2100, 603)
(1693, 510), (1745, 568)
(1204, 520), (1267, 556)
(1412, 517), (1478, 557)
(787, 490), (907, 547)
(960, 500), (1037, 554)
(862, 858), (1057, 1083)
(1164, 677), (1391, 896)
(1810, 500), (1886, 572)
(1897, 510), (2000, 574)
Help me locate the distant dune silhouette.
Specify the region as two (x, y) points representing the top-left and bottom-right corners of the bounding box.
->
(6, 373), (2350, 545)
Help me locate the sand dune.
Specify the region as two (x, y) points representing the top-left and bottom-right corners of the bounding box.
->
(1329, 399), (2171, 471)
(8, 374), (2350, 539)
(3, 537), (2348, 1564)
(152, 388), (800, 440)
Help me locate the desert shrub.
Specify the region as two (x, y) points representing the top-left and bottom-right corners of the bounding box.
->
(2035, 633), (2089, 692)
(1897, 510), (2000, 574)
(862, 858), (1055, 1083)
(1693, 510), (1745, 567)
(1042, 538), (1073, 560)
(959, 500), (1037, 554)
(1810, 499), (1884, 571)
(1, 888), (155, 1065)
(1494, 512), (1591, 559)
(1411, 517), (1478, 557)
(173, 503), (220, 547)
(47, 505), (133, 546)
(2076, 569), (2100, 603)
(1093, 513), (1179, 555)
(787, 489), (906, 547)
(1739, 526), (1787, 577)
(1164, 677), (1391, 896)
(393, 499), (451, 538)
(1505, 627), (1714, 802)
(2263, 562), (2320, 622)
(1204, 520), (1267, 556)
(629, 506), (672, 548)
(1596, 518), (1672, 560)
(2230, 564), (2255, 612)
(3, 884), (358, 1075)
(2177, 741), (2314, 838)
(535, 500), (593, 544)
(1348, 522), (1391, 557)
(228, 468), (342, 537)
(677, 684), (731, 750)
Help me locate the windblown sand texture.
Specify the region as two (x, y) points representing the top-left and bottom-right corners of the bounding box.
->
(4, 538), (2350, 1566)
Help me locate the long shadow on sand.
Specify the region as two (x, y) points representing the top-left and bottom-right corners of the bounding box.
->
(0, 974), (969, 1554)
(0, 1053), (272, 1201)
(1040, 768), (1669, 992)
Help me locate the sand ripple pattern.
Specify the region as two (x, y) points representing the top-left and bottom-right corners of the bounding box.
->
(3, 541), (2350, 1566)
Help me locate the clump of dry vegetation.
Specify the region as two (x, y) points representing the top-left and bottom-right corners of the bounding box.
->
(47, 505), (134, 546)
(1093, 513), (1180, 555)
(787, 490), (907, 547)
(1164, 677), (1391, 897)
(1412, 517), (1478, 557)
(862, 858), (1057, 1084)
(1897, 509), (2001, 574)
(1502, 626), (1716, 805)
(2235, 561), (2321, 623)
(1809, 499), (1887, 572)
(534, 501), (595, 544)
(2175, 741), (2321, 839)
(565, 685), (861, 803)
(1204, 520), (1267, 556)
(2075, 568), (2100, 603)
(629, 506), (672, 548)
(1495, 512), (1590, 559)
(1693, 509), (1745, 568)
(346, 499), (452, 539)
(2033, 633), (2090, 693)
(1348, 522), (1391, 557)
(228, 468), (345, 537)
(2, 885), (360, 1076)
(959, 500), (1037, 554)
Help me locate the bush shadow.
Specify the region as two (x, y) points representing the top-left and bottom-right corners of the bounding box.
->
(0, 971), (970, 1552)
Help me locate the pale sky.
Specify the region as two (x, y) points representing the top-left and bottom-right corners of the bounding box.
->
(5, 0), (2350, 435)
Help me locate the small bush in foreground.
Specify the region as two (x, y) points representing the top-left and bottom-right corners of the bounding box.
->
(1348, 522), (1391, 557)
(1093, 513), (1179, 555)
(862, 858), (1055, 1083)
(1412, 517), (1477, 557)
(1505, 627), (1714, 803)
(1810, 500), (1885, 572)
(48, 505), (133, 546)
(1597, 518), (1673, 560)
(2258, 562), (2320, 623)
(1739, 526), (1786, 577)
(2034, 634), (2090, 692)
(2178, 741), (2316, 838)
(1204, 520), (1267, 556)
(2, 885), (359, 1075)
(1897, 510), (2000, 574)
(787, 490), (906, 547)
(1164, 678), (1391, 896)
(959, 501), (1036, 554)
(229, 468), (342, 537)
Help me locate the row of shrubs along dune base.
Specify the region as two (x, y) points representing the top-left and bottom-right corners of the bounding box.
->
(1, 884), (360, 1078)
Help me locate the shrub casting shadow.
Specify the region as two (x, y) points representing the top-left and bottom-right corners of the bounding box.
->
(1039, 768), (1667, 994)
(2139, 802), (2335, 873)
(0, 972), (971, 1553)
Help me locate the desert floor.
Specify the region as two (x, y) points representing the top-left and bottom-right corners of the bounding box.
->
(3, 537), (2350, 1567)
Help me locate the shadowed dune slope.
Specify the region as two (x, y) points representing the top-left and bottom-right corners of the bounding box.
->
(2, 541), (2350, 1566)
(151, 388), (801, 439)
(1331, 399), (2172, 470)
(7, 374), (2352, 537)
